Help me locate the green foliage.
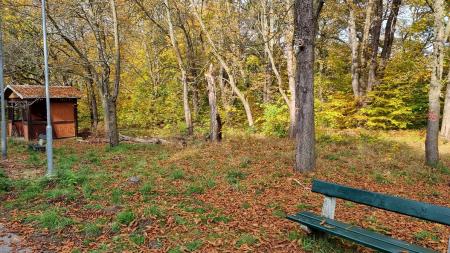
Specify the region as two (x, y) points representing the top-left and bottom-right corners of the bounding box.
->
(259, 103), (289, 137)
(358, 52), (429, 129)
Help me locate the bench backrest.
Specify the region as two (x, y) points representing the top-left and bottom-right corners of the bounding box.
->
(312, 180), (450, 226)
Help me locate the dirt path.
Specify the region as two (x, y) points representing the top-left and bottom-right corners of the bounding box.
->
(0, 224), (31, 253)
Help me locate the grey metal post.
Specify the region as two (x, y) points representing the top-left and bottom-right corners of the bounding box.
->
(41, 0), (53, 176)
(0, 13), (7, 160)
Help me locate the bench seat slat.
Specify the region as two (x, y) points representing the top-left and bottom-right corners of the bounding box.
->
(312, 180), (450, 226)
(287, 212), (437, 253)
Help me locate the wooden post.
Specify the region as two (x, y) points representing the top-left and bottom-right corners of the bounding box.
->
(74, 100), (78, 137)
(321, 196), (336, 219)
(26, 103), (32, 140)
(20, 105), (26, 140)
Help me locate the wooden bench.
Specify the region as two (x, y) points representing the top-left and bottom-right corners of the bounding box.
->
(287, 180), (450, 253)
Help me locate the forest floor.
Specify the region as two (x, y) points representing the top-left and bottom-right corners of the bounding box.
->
(0, 129), (449, 253)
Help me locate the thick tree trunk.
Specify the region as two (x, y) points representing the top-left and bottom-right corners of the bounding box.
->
(164, 0), (193, 135)
(206, 64), (221, 142)
(425, 0), (445, 167)
(294, 0), (315, 172)
(347, 2), (362, 100)
(367, 0), (383, 93)
(380, 0), (401, 72)
(103, 98), (119, 146)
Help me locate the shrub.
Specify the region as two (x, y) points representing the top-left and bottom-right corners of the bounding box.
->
(260, 103), (289, 137)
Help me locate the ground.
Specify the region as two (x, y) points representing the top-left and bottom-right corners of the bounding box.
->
(0, 130), (449, 252)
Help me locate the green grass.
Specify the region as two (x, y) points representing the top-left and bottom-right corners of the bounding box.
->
(129, 232), (145, 245)
(140, 182), (154, 195)
(27, 209), (73, 231)
(144, 205), (165, 219)
(236, 233), (258, 247)
(169, 169), (185, 180)
(0, 169), (12, 193)
(226, 170), (247, 184)
(186, 239), (203, 251)
(116, 210), (135, 225)
(185, 183), (205, 195)
(111, 189), (123, 205)
(83, 222), (102, 238)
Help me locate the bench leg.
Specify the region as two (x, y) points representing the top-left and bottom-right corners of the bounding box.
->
(300, 225), (312, 234)
(321, 196), (336, 219)
(447, 237), (449, 253)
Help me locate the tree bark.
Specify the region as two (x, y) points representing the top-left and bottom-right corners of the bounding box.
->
(206, 64), (221, 142)
(440, 65), (450, 140)
(359, 0), (375, 74)
(380, 0), (402, 72)
(367, 0), (383, 93)
(164, 0), (193, 135)
(425, 0), (445, 166)
(347, 2), (362, 100)
(284, 0), (297, 138)
(85, 75), (98, 132)
(294, 0), (316, 172)
(103, 98), (119, 146)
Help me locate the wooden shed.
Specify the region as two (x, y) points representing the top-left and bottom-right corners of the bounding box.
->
(4, 85), (81, 141)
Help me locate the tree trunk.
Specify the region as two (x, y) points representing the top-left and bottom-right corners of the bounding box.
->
(103, 98), (119, 146)
(380, 0), (401, 72)
(347, 2), (362, 100)
(367, 0), (383, 93)
(294, 0), (316, 172)
(284, 0), (297, 138)
(165, 0), (193, 135)
(206, 64), (221, 142)
(440, 67), (450, 139)
(425, 0), (445, 167)
(86, 76), (98, 132)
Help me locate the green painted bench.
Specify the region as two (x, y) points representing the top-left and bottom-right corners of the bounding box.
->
(287, 180), (450, 253)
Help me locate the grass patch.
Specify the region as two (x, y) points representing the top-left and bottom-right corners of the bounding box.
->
(116, 210), (135, 225)
(144, 205), (165, 219)
(236, 233), (258, 247)
(27, 209), (73, 231)
(129, 232), (145, 245)
(226, 170), (247, 184)
(186, 239), (203, 251)
(83, 222), (102, 238)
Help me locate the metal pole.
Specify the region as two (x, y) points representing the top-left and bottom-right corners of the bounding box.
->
(41, 0), (53, 176)
(0, 13), (7, 160)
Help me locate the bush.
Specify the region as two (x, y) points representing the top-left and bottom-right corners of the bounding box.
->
(260, 103), (289, 137)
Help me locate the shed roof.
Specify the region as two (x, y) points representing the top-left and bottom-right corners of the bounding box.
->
(5, 85), (81, 99)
